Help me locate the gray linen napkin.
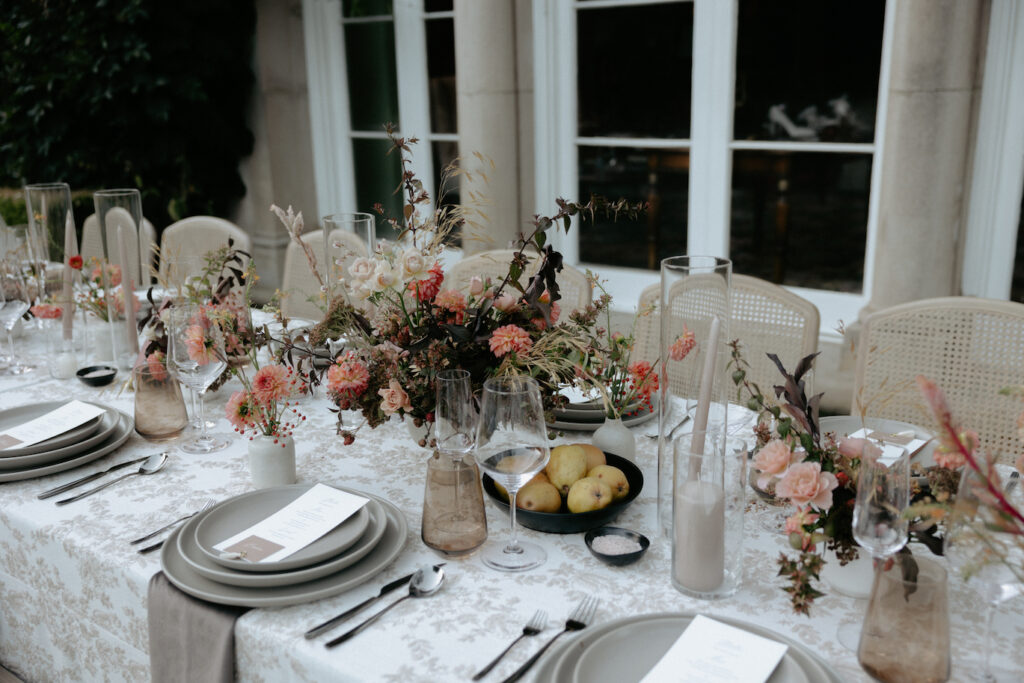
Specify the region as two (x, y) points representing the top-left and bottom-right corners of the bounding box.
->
(148, 572), (250, 683)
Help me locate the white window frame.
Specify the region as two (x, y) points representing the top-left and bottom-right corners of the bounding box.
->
(534, 0), (895, 339)
(961, 0), (1024, 300)
(303, 0), (456, 224)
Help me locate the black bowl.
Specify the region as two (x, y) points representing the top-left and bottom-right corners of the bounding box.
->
(482, 452), (643, 534)
(76, 365), (118, 387)
(584, 526), (650, 566)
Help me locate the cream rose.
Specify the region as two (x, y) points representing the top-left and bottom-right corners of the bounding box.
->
(493, 293), (519, 313)
(752, 439), (797, 490)
(372, 260), (399, 291)
(378, 379), (412, 415)
(469, 276), (485, 296)
(400, 248), (430, 282)
(348, 257), (375, 282)
(775, 462), (838, 510)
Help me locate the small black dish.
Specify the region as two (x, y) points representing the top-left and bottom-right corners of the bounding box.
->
(76, 365), (118, 387)
(584, 526), (650, 566)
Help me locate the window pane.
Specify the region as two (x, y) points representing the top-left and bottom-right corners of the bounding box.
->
(344, 22), (399, 130)
(578, 146), (688, 269)
(353, 138), (402, 240)
(424, 0), (452, 12)
(427, 18), (456, 134)
(342, 0), (392, 18)
(734, 0), (884, 142)
(1012, 190), (1024, 302)
(432, 140), (460, 206)
(730, 151), (870, 292)
(577, 4), (693, 139)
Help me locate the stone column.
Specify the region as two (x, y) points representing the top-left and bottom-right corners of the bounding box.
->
(234, 0), (319, 303)
(454, 0), (525, 252)
(863, 0), (988, 314)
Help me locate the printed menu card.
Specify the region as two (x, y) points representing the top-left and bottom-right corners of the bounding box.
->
(640, 615), (788, 683)
(213, 484), (369, 563)
(0, 400), (106, 450)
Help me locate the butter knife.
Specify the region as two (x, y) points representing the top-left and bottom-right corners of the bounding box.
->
(36, 454), (154, 500)
(304, 563), (445, 639)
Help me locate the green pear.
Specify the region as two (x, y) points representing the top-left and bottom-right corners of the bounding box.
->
(587, 464), (629, 501)
(546, 445), (588, 495)
(566, 477), (613, 513)
(517, 480), (562, 513)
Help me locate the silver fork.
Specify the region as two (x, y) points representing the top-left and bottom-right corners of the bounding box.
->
(129, 499), (216, 545)
(501, 597), (597, 683)
(472, 610), (546, 680)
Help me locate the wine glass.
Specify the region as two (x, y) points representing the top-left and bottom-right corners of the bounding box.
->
(837, 450), (910, 650)
(0, 262), (34, 375)
(167, 305), (228, 453)
(945, 465), (1024, 682)
(474, 375), (551, 572)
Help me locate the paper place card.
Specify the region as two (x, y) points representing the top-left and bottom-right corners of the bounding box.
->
(213, 484), (369, 564)
(640, 615), (788, 683)
(0, 400), (106, 450)
(849, 427), (924, 465)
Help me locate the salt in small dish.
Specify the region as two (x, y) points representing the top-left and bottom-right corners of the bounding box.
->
(585, 526), (650, 566)
(76, 365), (118, 387)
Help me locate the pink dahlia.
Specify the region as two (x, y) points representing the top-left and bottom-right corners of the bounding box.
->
(327, 359), (370, 397)
(434, 289), (467, 312)
(251, 365), (293, 404)
(225, 391), (252, 431)
(489, 324), (533, 358)
(669, 326), (697, 361)
(146, 351), (168, 382)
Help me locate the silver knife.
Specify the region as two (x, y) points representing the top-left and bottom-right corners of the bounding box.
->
(304, 563), (446, 639)
(36, 454), (153, 500)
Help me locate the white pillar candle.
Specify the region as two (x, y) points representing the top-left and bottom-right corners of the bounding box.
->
(673, 478), (726, 592)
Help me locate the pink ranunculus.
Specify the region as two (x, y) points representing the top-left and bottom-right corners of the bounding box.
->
(146, 351), (168, 382)
(753, 439), (798, 490)
(469, 276), (485, 296)
(489, 324), (533, 358)
(669, 326), (697, 361)
(378, 379), (412, 415)
(327, 359), (370, 397)
(837, 436), (883, 461)
(225, 391), (251, 431)
(775, 461), (839, 510)
(251, 365), (293, 404)
(493, 293), (518, 313)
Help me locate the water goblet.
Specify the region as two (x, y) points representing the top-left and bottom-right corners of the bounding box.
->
(474, 375), (550, 572)
(837, 450), (910, 650)
(0, 265), (34, 375)
(167, 305), (228, 453)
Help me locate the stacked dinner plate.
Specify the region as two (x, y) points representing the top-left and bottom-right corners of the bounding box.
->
(0, 402), (133, 483)
(550, 395), (657, 432)
(532, 612), (844, 683)
(161, 484), (408, 608)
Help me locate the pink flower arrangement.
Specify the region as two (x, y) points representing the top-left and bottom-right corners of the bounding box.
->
(225, 364), (304, 439)
(489, 324), (533, 357)
(30, 304), (62, 319)
(251, 365), (296, 404)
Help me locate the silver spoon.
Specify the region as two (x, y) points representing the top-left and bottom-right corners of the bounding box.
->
(325, 565), (445, 648)
(56, 453), (169, 506)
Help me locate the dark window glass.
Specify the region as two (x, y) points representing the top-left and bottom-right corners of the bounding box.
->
(734, 0), (885, 142)
(426, 18), (456, 134)
(730, 151), (871, 292)
(1012, 189), (1024, 303)
(424, 0), (452, 12)
(577, 4), (693, 139)
(578, 146), (688, 269)
(342, 0), (392, 18)
(353, 138), (402, 239)
(344, 22), (399, 131)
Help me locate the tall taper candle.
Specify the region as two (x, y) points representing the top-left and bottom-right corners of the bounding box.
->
(61, 210), (76, 341)
(689, 315), (721, 458)
(116, 225), (139, 355)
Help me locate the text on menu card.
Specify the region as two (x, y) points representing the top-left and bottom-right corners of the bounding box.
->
(0, 400), (106, 450)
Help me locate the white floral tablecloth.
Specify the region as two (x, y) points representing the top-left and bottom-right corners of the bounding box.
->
(0, 345), (1022, 682)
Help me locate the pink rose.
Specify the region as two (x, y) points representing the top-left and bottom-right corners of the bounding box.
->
(752, 439), (798, 490)
(469, 276), (485, 296)
(837, 437), (883, 460)
(493, 293), (518, 313)
(378, 379), (412, 415)
(776, 461), (839, 510)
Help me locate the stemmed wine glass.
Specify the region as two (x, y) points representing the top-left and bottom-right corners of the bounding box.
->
(837, 450), (910, 650)
(945, 465), (1024, 682)
(167, 305), (228, 454)
(0, 261), (34, 375)
(474, 375), (551, 572)
(435, 369), (476, 510)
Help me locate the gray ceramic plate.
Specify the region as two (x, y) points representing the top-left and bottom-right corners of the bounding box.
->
(533, 612), (842, 683)
(0, 407), (120, 470)
(160, 488), (408, 608)
(0, 401), (104, 457)
(181, 500), (386, 587)
(0, 412), (133, 483)
(819, 415), (935, 465)
(194, 484), (373, 572)
(549, 404), (656, 432)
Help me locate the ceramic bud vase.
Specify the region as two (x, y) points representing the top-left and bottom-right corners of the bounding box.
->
(247, 435), (296, 489)
(591, 417), (636, 461)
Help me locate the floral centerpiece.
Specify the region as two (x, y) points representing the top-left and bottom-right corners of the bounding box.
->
(77, 258), (140, 322)
(729, 345), (957, 614)
(280, 127), (645, 444)
(224, 353), (305, 444)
